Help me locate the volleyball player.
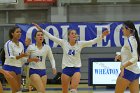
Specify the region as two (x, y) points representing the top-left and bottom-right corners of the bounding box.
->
(115, 21), (140, 93)
(33, 23), (109, 93)
(0, 26), (38, 93)
(26, 31), (57, 93)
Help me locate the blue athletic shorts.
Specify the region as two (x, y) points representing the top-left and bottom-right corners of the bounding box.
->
(120, 69), (140, 82)
(29, 68), (46, 77)
(3, 65), (21, 75)
(62, 67), (80, 77)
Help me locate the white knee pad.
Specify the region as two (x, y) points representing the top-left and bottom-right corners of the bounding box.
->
(70, 89), (77, 93)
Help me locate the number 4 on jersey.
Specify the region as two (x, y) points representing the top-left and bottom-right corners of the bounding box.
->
(68, 50), (75, 55)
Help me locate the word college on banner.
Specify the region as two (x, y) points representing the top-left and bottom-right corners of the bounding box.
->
(16, 22), (140, 47)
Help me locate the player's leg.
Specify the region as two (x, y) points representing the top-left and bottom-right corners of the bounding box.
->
(129, 79), (139, 93)
(41, 75), (47, 89)
(0, 81), (3, 93)
(30, 74), (45, 93)
(61, 73), (71, 93)
(70, 72), (81, 93)
(115, 76), (130, 93)
(0, 69), (20, 92)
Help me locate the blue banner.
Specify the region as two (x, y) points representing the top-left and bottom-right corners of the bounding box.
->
(16, 22), (140, 47)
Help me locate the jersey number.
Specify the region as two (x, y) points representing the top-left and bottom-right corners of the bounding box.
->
(68, 50), (75, 55)
(37, 56), (42, 61)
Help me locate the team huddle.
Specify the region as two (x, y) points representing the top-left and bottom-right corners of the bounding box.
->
(0, 21), (140, 93)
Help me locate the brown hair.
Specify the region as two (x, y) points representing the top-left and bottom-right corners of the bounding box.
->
(9, 26), (20, 39)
